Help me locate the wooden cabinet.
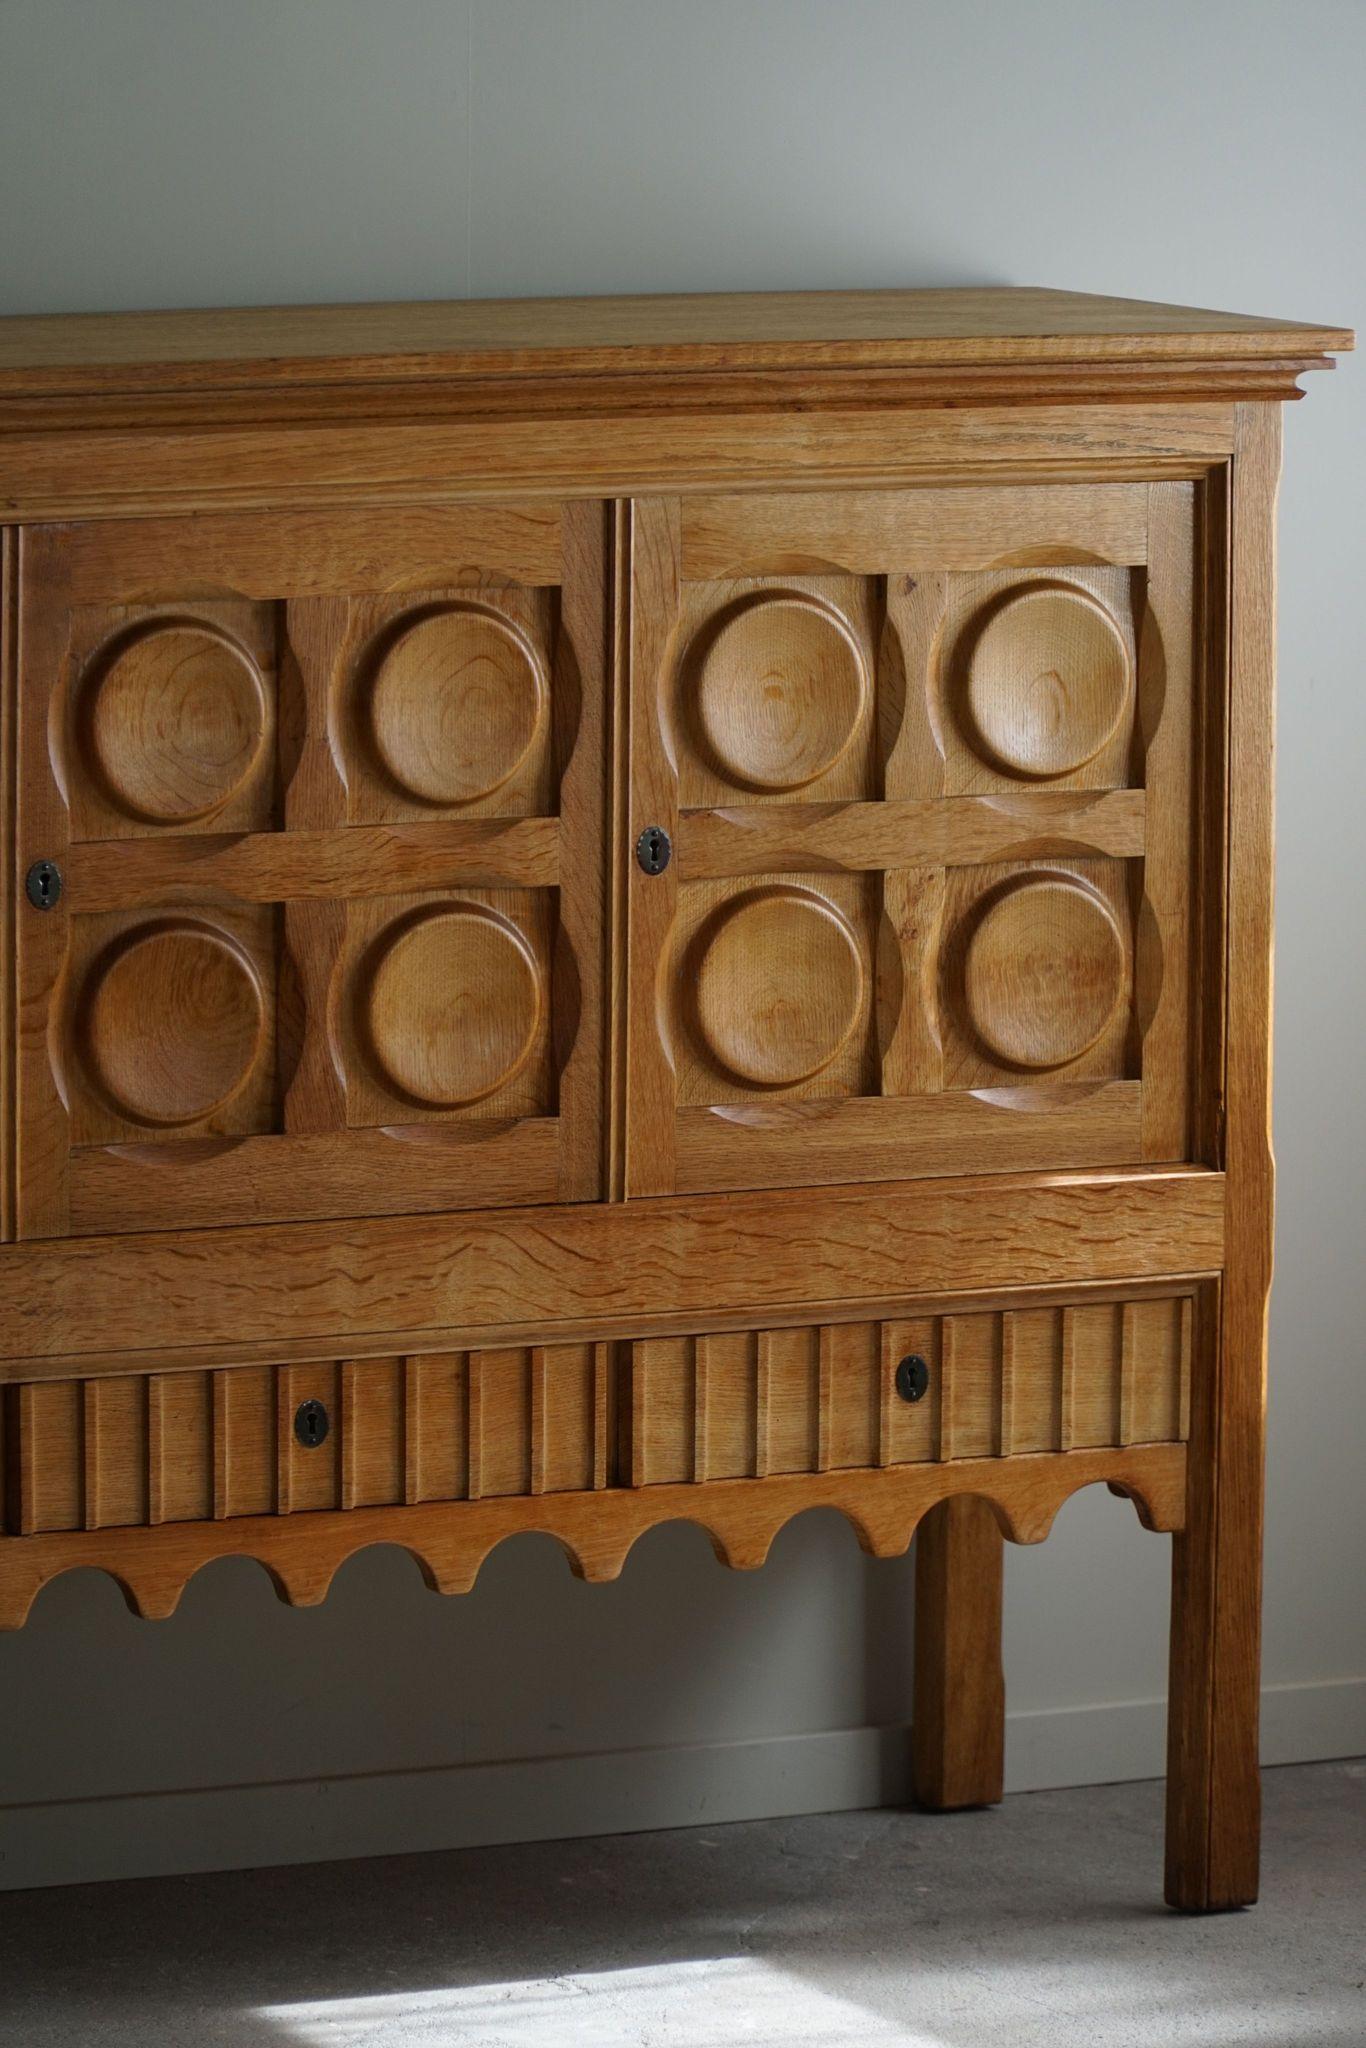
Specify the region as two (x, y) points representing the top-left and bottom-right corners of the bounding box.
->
(0, 287), (1350, 1910)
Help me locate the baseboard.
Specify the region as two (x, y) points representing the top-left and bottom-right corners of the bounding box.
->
(2, 1677), (1362, 1892)
(1005, 1675), (1366, 1792)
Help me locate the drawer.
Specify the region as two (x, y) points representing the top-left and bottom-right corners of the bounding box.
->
(1, 1284), (1192, 1537)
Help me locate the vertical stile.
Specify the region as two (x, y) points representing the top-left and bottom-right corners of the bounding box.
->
(816, 1326), (834, 1473)
(555, 499), (612, 1202)
(278, 597), (348, 1138)
(998, 1314), (1017, 1458)
(754, 1332), (772, 1478)
(0, 530), (16, 1247)
(403, 1357), (421, 1505)
(80, 1381), (99, 1530)
(629, 1342), (647, 1487)
(1059, 1309), (1078, 1452)
(530, 1346), (548, 1496)
(607, 501), (633, 1204)
(274, 1365), (292, 1515)
(623, 497), (681, 1197)
(340, 1360), (359, 1509)
(15, 1385), (38, 1534)
(592, 1342), (612, 1490)
(211, 1371), (230, 1520)
(1179, 1295), (1194, 1442)
(1139, 483), (1196, 1161)
(1119, 1302), (1139, 1446)
(466, 1352), (484, 1503)
(877, 1323), (896, 1469)
(693, 1335), (711, 1485)
(937, 1320), (957, 1462)
(146, 1376), (166, 1526)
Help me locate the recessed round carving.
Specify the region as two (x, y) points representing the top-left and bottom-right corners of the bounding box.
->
(964, 585), (1130, 779)
(695, 595), (868, 792)
(364, 905), (541, 1108)
(82, 920), (264, 1127)
(964, 876), (1125, 1070)
(695, 887), (864, 1088)
(85, 624), (267, 824)
(369, 607), (544, 806)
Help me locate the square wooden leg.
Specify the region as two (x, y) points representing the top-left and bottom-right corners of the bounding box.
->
(1164, 1290), (1264, 1910)
(912, 1496), (1005, 1809)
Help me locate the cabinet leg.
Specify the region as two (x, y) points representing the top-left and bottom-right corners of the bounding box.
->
(912, 1497), (1005, 1809)
(1164, 1295), (1263, 1910)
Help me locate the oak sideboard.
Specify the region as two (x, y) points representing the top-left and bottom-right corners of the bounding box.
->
(0, 287), (1350, 1909)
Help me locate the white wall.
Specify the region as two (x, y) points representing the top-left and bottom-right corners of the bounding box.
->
(1, 0), (1362, 1889)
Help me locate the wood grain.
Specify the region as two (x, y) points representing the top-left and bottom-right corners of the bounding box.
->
(0, 1440), (1188, 1631)
(0, 290), (1348, 1916)
(1139, 485), (1197, 1160)
(683, 484), (1150, 579)
(678, 790), (1146, 879)
(70, 818), (561, 912)
(0, 1169), (1225, 1382)
(0, 408), (1243, 529)
(623, 497), (681, 1195)
(913, 1499), (1006, 1809)
(0, 529), (15, 1244)
(1165, 408), (1280, 1912)
(0, 287), (1347, 394)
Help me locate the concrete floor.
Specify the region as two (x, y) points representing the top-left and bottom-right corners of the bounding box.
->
(0, 1760), (1361, 2047)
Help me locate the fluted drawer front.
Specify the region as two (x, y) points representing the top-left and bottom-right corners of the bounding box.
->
(0, 1286), (1191, 1536)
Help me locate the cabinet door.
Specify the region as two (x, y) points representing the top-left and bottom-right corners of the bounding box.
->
(12, 503), (608, 1238)
(624, 485), (1198, 1198)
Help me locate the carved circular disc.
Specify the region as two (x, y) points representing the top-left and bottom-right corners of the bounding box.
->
(965, 586), (1130, 778)
(370, 608), (544, 805)
(696, 888), (864, 1088)
(83, 921), (264, 1127)
(964, 877), (1125, 1070)
(364, 906), (541, 1108)
(695, 595), (868, 791)
(86, 624), (267, 824)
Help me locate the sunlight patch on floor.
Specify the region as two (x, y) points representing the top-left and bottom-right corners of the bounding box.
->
(257, 1955), (927, 2047)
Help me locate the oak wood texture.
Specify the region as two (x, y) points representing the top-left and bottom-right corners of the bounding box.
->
(0, 405), (1245, 530)
(0, 1441), (1188, 1633)
(1165, 408), (1281, 1912)
(1, 1283), (1191, 1539)
(0, 287), (1350, 1915)
(913, 1499), (1006, 1809)
(0, 1168), (1224, 1384)
(11, 503), (610, 1236)
(623, 488), (1198, 1197)
(0, 288), (1348, 404)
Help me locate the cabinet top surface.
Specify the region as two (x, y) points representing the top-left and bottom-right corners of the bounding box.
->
(0, 286), (1351, 395)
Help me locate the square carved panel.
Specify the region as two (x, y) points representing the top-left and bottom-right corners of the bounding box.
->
(625, 485), (1197, 1197)
(14, 506), (608, 1239)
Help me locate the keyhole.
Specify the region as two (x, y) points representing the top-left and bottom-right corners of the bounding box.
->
(636, 825), (672, 876)
(25, 859), (62, 911)
(895, 1354), (930, 1404)
(294, 1398), (330, 1449)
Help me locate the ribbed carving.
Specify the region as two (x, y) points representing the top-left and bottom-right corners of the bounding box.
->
(1, 1292), (1190, 1538)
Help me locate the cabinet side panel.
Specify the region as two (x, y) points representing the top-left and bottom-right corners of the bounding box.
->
(1, 530), (15, 1244)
